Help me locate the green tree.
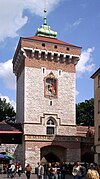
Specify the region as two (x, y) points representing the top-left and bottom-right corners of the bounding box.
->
(0, 98), (16, 122)
(76, 98), (94, 126)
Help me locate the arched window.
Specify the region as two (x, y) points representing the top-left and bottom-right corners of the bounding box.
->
(46, 119), (55, 135)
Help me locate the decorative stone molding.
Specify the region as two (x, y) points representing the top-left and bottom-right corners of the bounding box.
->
(25, 135), (81, 142)
(13, 49), (25, 75)
(22, 47), (80, 64)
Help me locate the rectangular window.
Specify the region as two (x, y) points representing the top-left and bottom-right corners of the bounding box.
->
(58, 70), (62, 76)
(98, 75), (100, 87)
(41, 67), (46, 74)
(98, 100), (100, 113)
(50, 101), (52, 106)
(47, 127), (54, 134)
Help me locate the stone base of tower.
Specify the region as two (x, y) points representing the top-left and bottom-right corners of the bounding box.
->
(22, 135), (81, 172)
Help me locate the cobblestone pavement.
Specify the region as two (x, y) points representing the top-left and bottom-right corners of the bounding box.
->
(0, 173), (86, 179)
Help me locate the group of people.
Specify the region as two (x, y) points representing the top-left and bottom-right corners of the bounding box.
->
(6, 162), (22, 178)
(5, 160), (100, 179)
(35, 161), (67, 179)
(6, 162), (32, 179)
(72, 161), (100, 179)
(35, 161), (100, 179)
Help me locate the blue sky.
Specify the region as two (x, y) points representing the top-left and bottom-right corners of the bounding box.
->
(0, 0), (99, 110)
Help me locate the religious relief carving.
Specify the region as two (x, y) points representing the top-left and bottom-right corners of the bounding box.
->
(44, 72), (58, 98)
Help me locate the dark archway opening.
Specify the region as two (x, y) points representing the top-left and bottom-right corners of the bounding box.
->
(44, 152), (60, 163)
(81, 152), (94, 163)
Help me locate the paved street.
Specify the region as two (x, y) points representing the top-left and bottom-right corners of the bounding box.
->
(0, 173), (86, 179)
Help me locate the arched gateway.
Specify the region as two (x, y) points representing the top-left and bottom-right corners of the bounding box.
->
(41, 145), (66, 163)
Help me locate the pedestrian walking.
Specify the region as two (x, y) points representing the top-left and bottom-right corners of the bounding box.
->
(25, 164), (32, 179)
(16, 163), (22, 177)
(11, 162), (16, 177)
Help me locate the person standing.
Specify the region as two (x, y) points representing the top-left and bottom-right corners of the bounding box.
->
(25, 164), (32, 179)
(17, 163), (22, 177)
(86, 163), (99, 179)
(72, 161), (82, 179)
(37, 162), (44, 179)
(11, 163), (16, 177)
(7, 164), (12, 178)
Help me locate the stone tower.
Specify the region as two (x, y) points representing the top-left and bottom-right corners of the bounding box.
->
(13, 13), (81, 169)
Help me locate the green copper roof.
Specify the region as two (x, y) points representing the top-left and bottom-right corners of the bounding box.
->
(36, 10), (57, 38)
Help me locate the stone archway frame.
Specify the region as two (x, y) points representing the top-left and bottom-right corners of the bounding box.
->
(41, 145), (66, 163)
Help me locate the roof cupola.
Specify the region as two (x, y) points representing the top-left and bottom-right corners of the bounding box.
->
(36, 9), (57, 38)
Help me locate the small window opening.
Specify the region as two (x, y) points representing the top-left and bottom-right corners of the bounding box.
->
(54, 45), (57, 49)
(66, 47), (69, 51)
(42, 67), (46, 74)
(50, 101), (52, 106)
(58, 70), (62, 76)
(42, 43), (45, 47)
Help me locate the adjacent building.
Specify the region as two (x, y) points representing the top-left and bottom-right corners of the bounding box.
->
(91, 68), (100, 164)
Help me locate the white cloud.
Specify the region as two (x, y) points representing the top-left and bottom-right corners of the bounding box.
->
(0, 0), (61, 42)
(0, 93), (16, 111)
(76, 47), (95, 77)
(0, 59), (15, 89)
(64, 18), (83, 32)
(73, 18), (83, 27)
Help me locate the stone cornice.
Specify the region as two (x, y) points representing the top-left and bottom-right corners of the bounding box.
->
(25, 135), (81, 142)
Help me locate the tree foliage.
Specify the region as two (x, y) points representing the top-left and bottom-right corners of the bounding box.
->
(76, 98), (94, 126)
(0, 98), (16, 123)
